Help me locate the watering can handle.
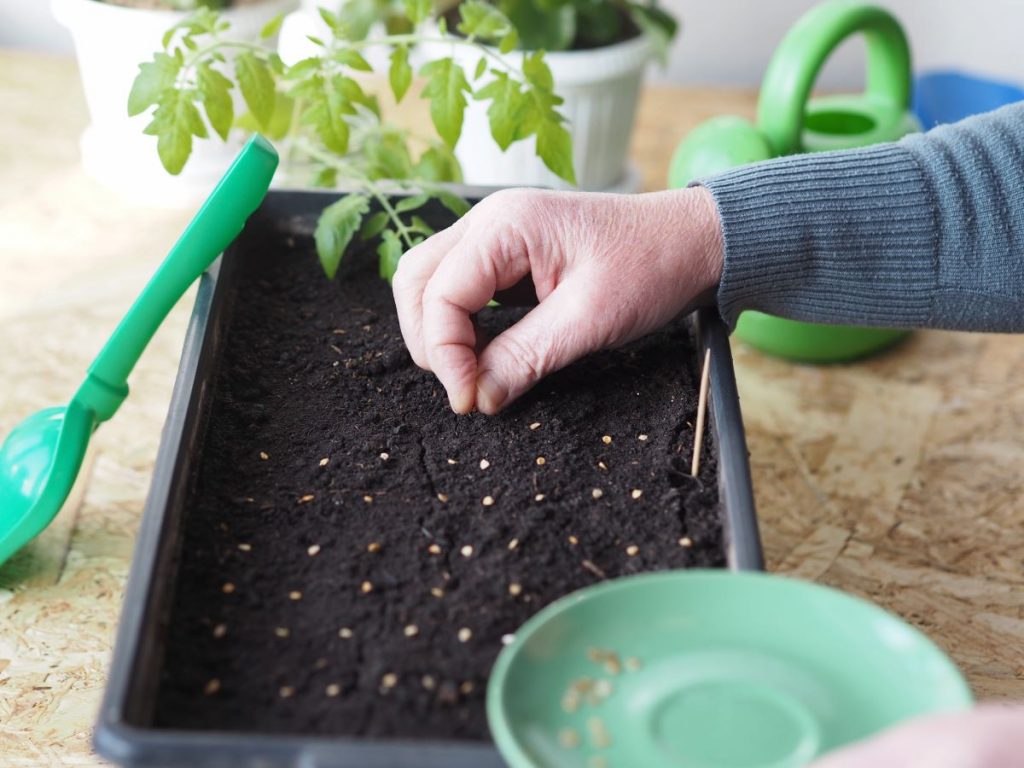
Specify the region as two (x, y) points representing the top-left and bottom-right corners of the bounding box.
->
(756, 0), (912, 157)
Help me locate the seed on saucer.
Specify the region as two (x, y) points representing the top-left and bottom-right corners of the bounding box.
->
(212, 623), (227, 639)
(275, 627), (290, 638)
(339, 627), (353, 639)
(367, 541), (382, 553)
(593, 679), (614, 698)
(279, 686), (295, 699)
(678, 537), (693, 548)
(592, 488), (604, 499)
(590, 757), (609, 768)
(404, 624), (419, 637)
(222, 582), (236, 594)
(558, 728), (580, 748)
(536, 456), (546, 466)
(601, 435), (612, 445)
(437, 493), (449, 502)
(299, 494), (315, 504)
(237, 543), (252, 552)
(203, 678), (221, 696)
(259, 451), (269, 460)
(319, 457), (330, 467)
(631, 489), (643, 500)
(588, 717), (612, 748)
(479, 459), (490, 470)
(529, 422), (541, 430)
(460, 545), (474, 557)
(307, 544), (321, 556)
(428, 543), (442, 555)
(482, 495), (495, 506)
(360, 581), (373, 594)
(625, 657), (642, 672)
(289, 590), (302, 601)
(458, 627), (473, 643)
(508, 582), (522, 597)
(325, 683), (341, 697)
(507, 538), (520, 550)
(626, 545), (639, 557)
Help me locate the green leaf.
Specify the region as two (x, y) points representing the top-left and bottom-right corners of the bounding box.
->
(501, 0), (574, 51)
(297, 74), (352, 154)
(196, 63), (233, 141)
(413, 145), (462, 182)
(389, 45), (412, 102)
(285, 56), (321, 80)
(395, 193), (429, 213)
(235, 91), (294, 140)
(437, 190), (471, 217)
(312, 166), (338, 187)
(337, 0), (378, 40)
(402, 0), (432, 25)
(499, 29), (518, 53)
(419, 57), (470, 149)
(360, 211), (389, 240)
(333, 48), (373, 72)
(408, 215), (434, 235)
(630, 3), (678, 65)
(536, 118), (576, 184)
(235, 52), (277, 129)
(457, 0), (514, 42)
(316, 194), (370, 279)
(473, 56), (487, 80)
(377, 229), (403, 282)
(307, 34), (326, 47)
(318, 6), (341, 32)
(523, 51), (554, 92)
(474, 71), (530, 149)
(364, 129), (414, 179)
(143, 89), (208, 175)
(260, 11), (285, 39)
(128, 53), (181, 117)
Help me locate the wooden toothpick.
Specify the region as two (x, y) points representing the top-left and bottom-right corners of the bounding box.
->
(691, 348), (711, 477)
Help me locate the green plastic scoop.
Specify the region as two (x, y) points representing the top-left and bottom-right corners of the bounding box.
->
(488, 570), (972, 768)
(0, 134), (278, 568)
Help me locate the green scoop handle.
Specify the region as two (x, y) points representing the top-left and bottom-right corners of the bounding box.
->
(74, 134), (278, 421)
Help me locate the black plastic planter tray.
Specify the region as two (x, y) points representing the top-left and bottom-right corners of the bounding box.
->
(95, 188), (762, 768)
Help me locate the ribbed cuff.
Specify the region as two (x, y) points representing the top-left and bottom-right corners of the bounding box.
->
(698, 143), (940, 331)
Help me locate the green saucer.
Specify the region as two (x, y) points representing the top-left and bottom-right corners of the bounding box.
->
(487, 571), (972, 768)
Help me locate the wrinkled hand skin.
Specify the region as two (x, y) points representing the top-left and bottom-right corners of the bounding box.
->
(811, 706), (1024, 768)
(392, 187), (724, 414)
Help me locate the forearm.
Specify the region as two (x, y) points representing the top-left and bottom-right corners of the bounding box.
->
(699, 102), (1024, 333)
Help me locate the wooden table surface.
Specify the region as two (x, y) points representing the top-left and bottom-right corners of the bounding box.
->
(2, 49), (1022, 765)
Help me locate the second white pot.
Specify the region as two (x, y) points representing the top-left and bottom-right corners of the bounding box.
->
(450, 34), (652, 191)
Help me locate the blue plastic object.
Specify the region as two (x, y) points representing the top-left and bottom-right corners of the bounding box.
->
(913, 70), (1024, 129)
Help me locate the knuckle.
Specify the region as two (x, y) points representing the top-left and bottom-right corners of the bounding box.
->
(494, 332), (545, 384)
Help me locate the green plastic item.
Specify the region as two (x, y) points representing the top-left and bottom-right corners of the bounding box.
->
(0, 134), (278, 568)
(488, 570), (972, 768)
(669, 0), (920, 363)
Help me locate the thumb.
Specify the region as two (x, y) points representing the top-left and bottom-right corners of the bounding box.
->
(475, 287), (593, 414)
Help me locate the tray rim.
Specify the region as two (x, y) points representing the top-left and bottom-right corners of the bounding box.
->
(94, 186), (763, 768)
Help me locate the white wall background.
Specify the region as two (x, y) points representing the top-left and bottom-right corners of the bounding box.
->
(3, 0), (1023, 88)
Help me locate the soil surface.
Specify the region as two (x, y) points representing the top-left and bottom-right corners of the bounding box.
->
(154, 211), (723, 740)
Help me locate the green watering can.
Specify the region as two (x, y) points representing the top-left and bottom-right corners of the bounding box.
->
(670, 0), (920, 362)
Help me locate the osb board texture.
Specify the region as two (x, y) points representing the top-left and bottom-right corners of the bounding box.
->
(1, 51), (1022, 767)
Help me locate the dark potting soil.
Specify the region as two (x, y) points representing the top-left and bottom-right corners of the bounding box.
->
(153, 213), (723, 740)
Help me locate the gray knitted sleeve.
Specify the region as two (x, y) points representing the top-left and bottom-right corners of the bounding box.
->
(700, 102), (1024, 333)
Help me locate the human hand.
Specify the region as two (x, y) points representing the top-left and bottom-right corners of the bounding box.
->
(392, 187), (724, 414)
(811, 706), (1024, 768)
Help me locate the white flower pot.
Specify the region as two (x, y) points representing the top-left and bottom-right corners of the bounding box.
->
(278, 0), (392, 70)
(52, 0), (298, 206)
(451, 35), (652, 191)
